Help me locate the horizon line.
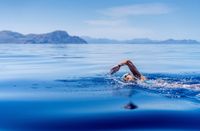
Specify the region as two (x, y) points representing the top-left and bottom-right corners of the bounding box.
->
(0, 30), (199, 42)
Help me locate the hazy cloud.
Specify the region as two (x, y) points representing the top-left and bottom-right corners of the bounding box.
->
(85, 19), (125, 26)
(77, 26), (154, 40)
(99, 3), (172, 17)
(83, 3), (172, 39)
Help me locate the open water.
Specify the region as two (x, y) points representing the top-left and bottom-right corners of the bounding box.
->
(0, 44), (199, 130)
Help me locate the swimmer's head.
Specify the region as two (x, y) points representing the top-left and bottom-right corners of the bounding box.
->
(122, 73), (134, 82)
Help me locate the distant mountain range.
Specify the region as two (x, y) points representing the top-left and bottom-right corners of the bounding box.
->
(83, 36), (200, 44)
(0, 30), (87, 44)
(0, 30), (199, 44)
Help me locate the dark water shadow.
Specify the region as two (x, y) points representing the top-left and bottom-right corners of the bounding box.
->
(112, 87), (139, 110)
(124, 101), (138, 110)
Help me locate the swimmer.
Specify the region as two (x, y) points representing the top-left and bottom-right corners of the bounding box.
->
(110, 60), (146, 82)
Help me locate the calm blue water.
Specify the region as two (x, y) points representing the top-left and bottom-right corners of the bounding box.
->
(0, 44), (200, 130)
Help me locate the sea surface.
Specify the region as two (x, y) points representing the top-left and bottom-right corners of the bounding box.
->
(0, 43), (200, 130)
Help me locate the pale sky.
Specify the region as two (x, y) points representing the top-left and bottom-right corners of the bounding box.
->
(0, 0), (199, 40)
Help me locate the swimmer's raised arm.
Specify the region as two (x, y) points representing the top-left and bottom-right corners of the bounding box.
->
(125, 60), (142, 79)
(110, 60), (146, 81)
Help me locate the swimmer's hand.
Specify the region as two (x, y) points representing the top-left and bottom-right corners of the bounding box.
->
(110, 65), (121, 75)
(110, 61), (127, 75)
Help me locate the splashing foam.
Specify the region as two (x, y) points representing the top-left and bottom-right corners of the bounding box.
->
(109, 73), (200, 100)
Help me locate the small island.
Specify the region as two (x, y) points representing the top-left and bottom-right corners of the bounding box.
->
(0, 30), (87, 44)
